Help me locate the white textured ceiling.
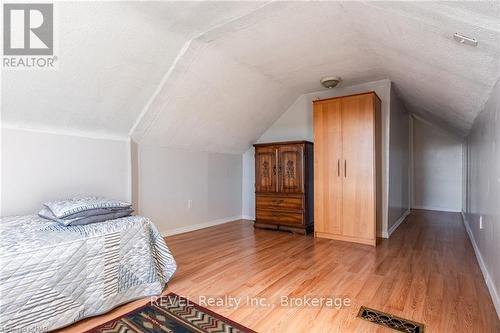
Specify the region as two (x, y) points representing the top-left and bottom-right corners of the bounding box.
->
(1, 1), (264, 139)
(3, 1), (500, 149)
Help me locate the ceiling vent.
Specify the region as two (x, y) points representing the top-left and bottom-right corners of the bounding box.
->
(453, 33), (478, 47)
(320, 76), (341, 89)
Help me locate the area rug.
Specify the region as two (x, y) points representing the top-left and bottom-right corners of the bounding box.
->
(85, 293), (256, 333)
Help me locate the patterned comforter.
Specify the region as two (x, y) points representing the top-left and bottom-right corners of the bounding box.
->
(0, 214), (177, 332)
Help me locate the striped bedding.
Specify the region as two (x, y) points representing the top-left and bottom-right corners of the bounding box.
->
(0, 214), (177, 332)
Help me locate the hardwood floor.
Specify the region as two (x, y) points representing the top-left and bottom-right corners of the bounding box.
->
(58, 210), (499, 332)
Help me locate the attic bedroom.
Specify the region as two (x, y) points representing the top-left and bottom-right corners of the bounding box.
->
(1, 1), (499, 332)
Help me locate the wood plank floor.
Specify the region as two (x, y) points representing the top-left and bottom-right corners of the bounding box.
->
(59, 210), (499, 332)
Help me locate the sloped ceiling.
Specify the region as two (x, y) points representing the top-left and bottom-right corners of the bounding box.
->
(1, 1), (265, 139)
(3, 1), (500, 151)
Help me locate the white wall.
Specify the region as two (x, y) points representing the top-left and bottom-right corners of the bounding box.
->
(257, 93), (313, 143)
(137, 144), (242, 236)
(464, 78), (500, 317)
(412, 117), (463, 212)
(242, 79), (398, 236)
(242, 148), (255, 219)
(387, 87), (411, 235)
(1, 127), (130, 217)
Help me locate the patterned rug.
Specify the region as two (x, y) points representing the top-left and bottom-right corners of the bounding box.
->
(85, 293), (255, 333)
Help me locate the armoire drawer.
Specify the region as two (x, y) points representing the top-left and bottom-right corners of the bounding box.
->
(256, 196), (303, 211)
(256, 209), (304, 225)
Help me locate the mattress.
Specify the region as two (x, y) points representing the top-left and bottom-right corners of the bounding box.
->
(0, 214), (177, 332)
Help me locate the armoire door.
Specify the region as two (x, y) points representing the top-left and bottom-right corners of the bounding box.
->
(278, 145), (303, 193)
(341, 94), (375, 240)
(255, 146), (278, 193)
(313, 100), (343, 235)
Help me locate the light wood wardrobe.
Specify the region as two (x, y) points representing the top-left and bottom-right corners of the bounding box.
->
(313, 92), (382, 246)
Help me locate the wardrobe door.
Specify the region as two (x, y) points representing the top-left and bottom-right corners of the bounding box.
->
(255, 146), (278, 193)
(313, 100), (343, 235)
(341, 94), (375, 240)
(278, 145), (303, 193)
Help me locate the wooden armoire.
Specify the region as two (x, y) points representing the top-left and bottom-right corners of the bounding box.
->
(254, 141), (313, 234)
(313, 92), (381, 246)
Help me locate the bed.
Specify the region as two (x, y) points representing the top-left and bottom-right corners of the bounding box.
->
(0, 214), (177, 332)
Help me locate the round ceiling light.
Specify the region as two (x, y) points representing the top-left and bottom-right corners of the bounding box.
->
(320, 76), (341, 89)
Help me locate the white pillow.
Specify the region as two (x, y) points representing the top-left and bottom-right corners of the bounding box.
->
(44, 196), (131, 219)
(39, 206), (133, 226)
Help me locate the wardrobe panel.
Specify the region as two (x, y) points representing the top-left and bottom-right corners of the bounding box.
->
(255, 146), (277, 193)
(278, 145), (304, 193)
(313, 101), (343, 235)
(341, 94), (375, 240)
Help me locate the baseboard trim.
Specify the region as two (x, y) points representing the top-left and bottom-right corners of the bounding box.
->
(461, 212), (500, 319)
(162, 215), (244, 237)
(411, 205), (460, 213)
(383, 209), (411, 238)
(315, 231), (376, 246)
(241, 215), (255, 221)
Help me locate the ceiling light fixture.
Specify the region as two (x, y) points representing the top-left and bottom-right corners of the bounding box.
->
(320, 76), (341, 89)
(453, 32), (478, 47)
